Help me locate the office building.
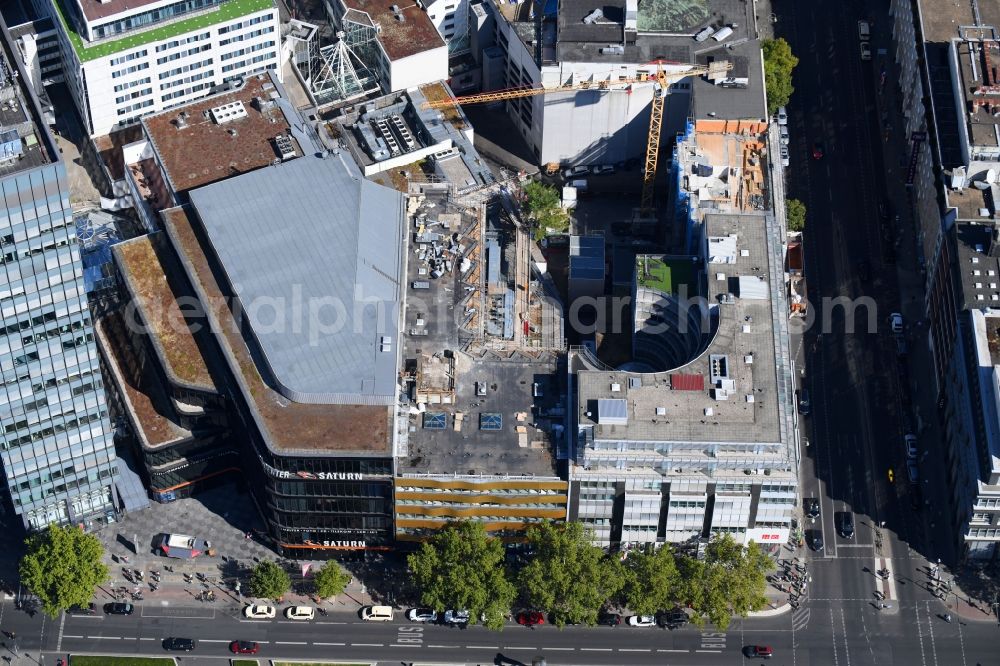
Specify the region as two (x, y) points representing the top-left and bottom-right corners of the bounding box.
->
(0, 17), (128, 529)
(46, 0), (280, 136)
(468, 0), (765, 166)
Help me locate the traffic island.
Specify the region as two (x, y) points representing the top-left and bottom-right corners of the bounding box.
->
(70, 657), (176, 665)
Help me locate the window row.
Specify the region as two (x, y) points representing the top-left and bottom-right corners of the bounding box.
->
(221, 51), (275, 73)
(155, 32), (211, 53)
(219, 26), (275, 46)
(221, 41), (275, 62)
(113, 76), (151, 93)
(159, 58), (213, 80)
(112, 62), (149, 79)
(156, 43), (211, 65)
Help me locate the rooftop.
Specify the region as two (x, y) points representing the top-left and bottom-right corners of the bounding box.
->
(187, 150), (406, 405)
(635, 255), (696, 295)
(163, 205), (394, 455)
(918, 0), (1000, 44)
(342, 0), (445, 61)
(955, 38), (1000, 149)
(0, 14), (58, 177)
(953, 221), (1000, 310)
(75, 0), (166, 22)
(690, 42), (767, 121)
(577, 213), (784, 444)
(555, 0), (753, 64)
(96, 313), (191, 449)
(142, 73), (299, 194)
(113, 233), (216, 392)
(52, 0), (274, 62)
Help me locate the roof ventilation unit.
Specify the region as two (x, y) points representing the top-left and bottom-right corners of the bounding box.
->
(582, 8), (603, 24)
(210, 101), (248, 124)
(273, 134), (296, 161)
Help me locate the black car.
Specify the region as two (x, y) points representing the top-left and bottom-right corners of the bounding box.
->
(103, 602), (134, 615)
(657, 610), (689, 629)
(66, 603), (97, 616)
(835, 511), (855, 539)
(162, 637), (196, 652)
(597, 611), (621, 626)
(803, 497), (821, 519)
(797, 389), (811, 416)
(808, 530), (824, 552)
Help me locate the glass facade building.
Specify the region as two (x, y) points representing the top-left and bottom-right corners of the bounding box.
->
(0, 19), (120, 529)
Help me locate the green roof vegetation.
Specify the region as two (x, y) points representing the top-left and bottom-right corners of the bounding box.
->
(636, 256), (695, 295)
(52, 0), (274, 62)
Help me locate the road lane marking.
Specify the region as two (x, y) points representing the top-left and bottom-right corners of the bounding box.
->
(465, 645), (499, 649)
(139, 637), (155, 641)
(620, 648), (651, 652)
(428, 645), (460, 648)
(313, 642), (345, 646)
(658, 649), (689, 652)
(88, 636), (121, 639)
(505, 646), (535, 650)
(581, 648), (612, 652)
(201, 639), (229, 643)
(696, 649), (722, 653)
(62, 635), (83, 639)
(546, 647), (574, 651)
(351, 643), (383, 647)
(276, 641), (308, 645)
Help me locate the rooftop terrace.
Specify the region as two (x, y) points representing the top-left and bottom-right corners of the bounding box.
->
(342, 0), (444, 61)
(163, 205), (394, 456)
(113, 233), (216, 392)
(0, 15), (57, 176)
(142, 73), (298, 194)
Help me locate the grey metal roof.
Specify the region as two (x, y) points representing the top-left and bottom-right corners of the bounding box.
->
(188, 152), (405, 405)
(570, 235), (605, 281)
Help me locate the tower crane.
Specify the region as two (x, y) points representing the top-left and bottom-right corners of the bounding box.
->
(422, 60), (733, 214)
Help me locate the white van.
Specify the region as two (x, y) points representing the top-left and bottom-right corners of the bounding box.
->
(712, 26), (734, 42)
(361, 605), (394, 622)
(694, 26), (714, 42)
(858, 20), (870, 39)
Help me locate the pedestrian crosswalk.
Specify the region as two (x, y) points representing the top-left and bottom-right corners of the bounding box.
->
(791, 606), (811, 631)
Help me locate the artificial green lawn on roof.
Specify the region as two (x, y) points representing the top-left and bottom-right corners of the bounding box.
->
(636, 255), (695, 295)
(52, 0), (274, 62)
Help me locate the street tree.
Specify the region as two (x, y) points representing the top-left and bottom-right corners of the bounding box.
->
(407, 521), (516, 631)
(762, 38), (799, 114)
(249, 560), (291, 600)
(19, 523), (109, 617)
(679, 534), (773, 629)
(623, 543), (682, 616)
(518, 522), (626, 627)
(522, 180), (570, 240)
(787, 198), (806, 232)
(313, 561), (351, 599)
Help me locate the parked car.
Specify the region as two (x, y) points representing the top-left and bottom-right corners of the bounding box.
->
(593, 165), (615, 175)
(657, 609), (689, 629)
(516, 610), (545, 626)
(104, 602), (133, 616)
(889, 312), (904, 335)
(162, 637), (196, 652)
(812, 142), (825, 159)
(597, 610), (622, 626)
(745, 644), (774, 659)
(361, 605), (394, 622)
(780, 144), (790, 167)
(66, 603), (97, 616)
(406, 608), (438, 623)
(860, 41), (872, 60)
(285, 606), (315, 621)
(808, 529), (824, 551)
(776, 106), (788, 125)
(563, 165), (590, 179)
(442, 609), (470, 626)
(907, 461), (920, 484)
(779, 125), (790, 145)
(229, 641), (259, 655)
(904, 434), (918, 459)
(627, 615), (657, 627)
(803, 497), (821, 519)
(797, 388), (811, 416)
(835, 511), (855, 539)
(243, 604), (276, 619)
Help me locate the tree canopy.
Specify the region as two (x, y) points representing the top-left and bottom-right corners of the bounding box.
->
(679, 534), (773, 629)
(407, 521), (516, 631)
(522, 180), (570, 240)
(248, 560), (291, 600)
(518, 522), (625, 627)
(313, 561), (351, 599)
(762, 38), (799, 114)
(623, 543), (681, 616)
(19, 524), (109, 617)
(786, 198), (806, 232)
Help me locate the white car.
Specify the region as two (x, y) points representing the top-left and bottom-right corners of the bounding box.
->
(780, 145), (790, 167)
(284, 606), (315, 621)
(779, 125), (790, 146)
(860, 42), (872, 61)
(243, 604), (276, 619)
(904, 434), (918, 460)
(442, 609), (471, 625)
(776, 106), (788, 125)
(406, 608), (438, 623)
(889, 312), (904, 335)
(627, 615), (657, 627)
